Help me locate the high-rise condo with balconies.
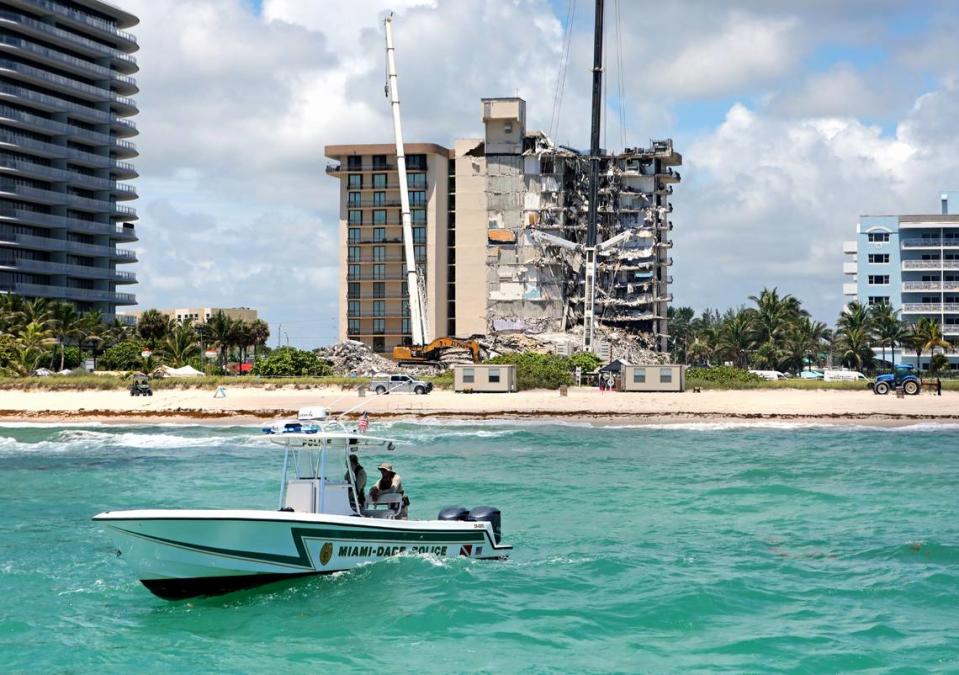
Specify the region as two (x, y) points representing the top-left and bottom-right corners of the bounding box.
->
(0, 0), (138, 319)
(843, 192), (959, 370)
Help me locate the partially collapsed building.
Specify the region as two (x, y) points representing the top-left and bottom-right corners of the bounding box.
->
(327, 96), (681, 356)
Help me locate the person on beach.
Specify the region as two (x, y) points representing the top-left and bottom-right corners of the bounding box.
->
(369, 462), (408, 519)
(345, 454), (367, 510)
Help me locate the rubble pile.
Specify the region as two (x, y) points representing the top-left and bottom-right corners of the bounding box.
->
(316, 340), (398, 376)
(479, 327), (665, 365)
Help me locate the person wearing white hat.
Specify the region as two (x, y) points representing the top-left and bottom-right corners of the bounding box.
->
(369, 462), (408, 519)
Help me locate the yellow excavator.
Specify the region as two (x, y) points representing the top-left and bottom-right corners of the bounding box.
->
(392, 337), (481, 365)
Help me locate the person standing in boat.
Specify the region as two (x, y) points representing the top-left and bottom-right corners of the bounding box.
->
(370, 462), (408, 519)
(358, 412), (369, 434)
(345, 454), (367, 510)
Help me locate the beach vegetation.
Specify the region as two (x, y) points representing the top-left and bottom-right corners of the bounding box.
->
(251, 346), (332, 377)
(485, 351), (603, 390)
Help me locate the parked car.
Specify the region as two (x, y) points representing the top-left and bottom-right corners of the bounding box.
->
(749, 369), (787, 381)
(369, 373), (433, 395)
(799, 370), (824, 380)
(823, 369), (867, 382)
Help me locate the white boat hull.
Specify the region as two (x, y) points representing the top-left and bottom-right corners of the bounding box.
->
(93, 509), (511, 599)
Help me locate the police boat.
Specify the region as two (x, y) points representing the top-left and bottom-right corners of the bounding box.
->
(93, 421), (512, 600)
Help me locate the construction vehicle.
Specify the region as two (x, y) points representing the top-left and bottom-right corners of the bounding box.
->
(872, 364), (922, 395)
(392, 337), (481, 365)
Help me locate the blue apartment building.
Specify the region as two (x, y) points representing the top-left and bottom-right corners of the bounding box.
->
(843, 192), (959, 370)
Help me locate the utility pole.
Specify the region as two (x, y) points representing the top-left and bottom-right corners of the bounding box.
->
(582, 0), (604, 353)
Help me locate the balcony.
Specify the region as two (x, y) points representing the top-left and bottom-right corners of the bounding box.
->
(0, 230), (136, 260)
(14, 282), (135, 305)
(0, 180), (136, 217)
(0, 106), (137, 155)
(0, 157), (137, 197)
(327, 163), (398, 174)
(347, 273), (408, 281)
(902, 281), (959, 291)
(0, 206), (136, 239)
(900, 238), (958, 248)
(842, 240), (857, 254)
(843, 282), (858, 296)
(346, 310), (408, 318)
(25, 0), (138, 47)
(0, 35), (137, 94)
(944, 326), (959, 336)
(902, 260), (959, 271)
(842, 261), (858, 274)
(4, 257), (136, 283)
(0, 10), (137, 72)
(0, 129), (130, 170)
(902, 303), (959, 313)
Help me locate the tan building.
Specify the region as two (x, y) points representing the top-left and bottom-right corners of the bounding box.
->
(325, 143), (451, 354)
(124, 307), (258, 325)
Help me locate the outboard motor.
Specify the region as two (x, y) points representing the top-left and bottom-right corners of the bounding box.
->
(468, 506), (502, 543)
(437, 506), (469, 521)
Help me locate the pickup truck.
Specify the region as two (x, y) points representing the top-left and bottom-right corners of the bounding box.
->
(369, 373), (433, 395)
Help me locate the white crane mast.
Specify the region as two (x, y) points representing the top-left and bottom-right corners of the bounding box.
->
(384, 14), (430, 346)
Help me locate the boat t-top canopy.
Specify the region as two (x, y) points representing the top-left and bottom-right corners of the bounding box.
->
(266, 432), (397, 451)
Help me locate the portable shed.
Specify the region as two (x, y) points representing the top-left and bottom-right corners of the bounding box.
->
(454, 364), (518, 392)
(621, 364), (686, 392)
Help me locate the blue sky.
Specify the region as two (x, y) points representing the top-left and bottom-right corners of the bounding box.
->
(120, 0), (959, 347)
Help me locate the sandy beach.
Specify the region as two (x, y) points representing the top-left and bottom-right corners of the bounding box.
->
(1, 386), (958, 426)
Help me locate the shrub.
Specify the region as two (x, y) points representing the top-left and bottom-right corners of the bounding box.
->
(252, 346), (332, 377)
(97, 340), (146, 371)
(687, 365), (763, 387)
(486, 352), (574, 390)
(567, 351), (603, 373)
(61, 346), (81, 370)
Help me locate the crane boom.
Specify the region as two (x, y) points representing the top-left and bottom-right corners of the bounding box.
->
(384, 14), (430, 346)
(582, 0), (604, 353)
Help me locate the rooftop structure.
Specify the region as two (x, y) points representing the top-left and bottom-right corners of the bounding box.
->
(843, 191), (959, 369)
(124, 306), (259, 325)
(0, 0), (139, 319)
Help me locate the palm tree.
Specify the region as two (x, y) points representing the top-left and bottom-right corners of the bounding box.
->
(717, 310), (756, 368)
(248, 319), (270, 361)
(870, 304), (906, 373)
(908, 317), (949, 372)
(158, 321), (200, 367)
(75, 311), (106, 367)
(784, 316), (831, 373)
(667, 306), (695, 363)
(136, 309), (173, 348)
(48, 301), (81, 371)
(836, 325), (873, 371)
(206, 311), (238, 370)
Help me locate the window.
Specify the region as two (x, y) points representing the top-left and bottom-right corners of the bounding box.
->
(410, 190), (426, 206)
(413, 226), (426, 243)
(373, 319), (385, 333)
(373, 173), (387, 189)
(373, 191), (386, 206)
(408, 173), (426, 188)
(348, 264), (361, 279)
(373, 264), (385, 280)
(348, 228), (360, 243)
(373, 227), (385, 242)
(348, 300), (360, 316)
(660, 367), (673, 384)
(348, 282), (360, 298)
(373, 245), (386, 262)
(373, 210), (387, 225)
(868, 232), (890, 243)
(868, 254), (889, 264)
(402, 317), (410, 334)
(411, 209), (426, 224)
(347, 174), (362, 189)
(415, 245), (426, 262)
(868, 296), (890, 306)
(373, 282), (385, 298)
(347, 192), (361, 206)
(348, 319), (360, 334)
(488, 367), (500, 383)
(868, 275), (890, 285)
(407, 154), (426, 170)
(633, 368), (646, 384)
(462, 367), (475, 384)
(348, 246), (360, 262)
(372, 154), (388, 170)
(373, 300), (385, 317)
(348, 210), (362, 225)
(347, 156), (362, 170)
(373, 336), (385, 352)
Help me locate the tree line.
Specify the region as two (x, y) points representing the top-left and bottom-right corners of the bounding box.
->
(0, 294), (270, 375)
(668, 288), (953, 374)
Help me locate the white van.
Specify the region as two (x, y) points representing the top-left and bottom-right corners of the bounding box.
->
(823, 369), (867, 382)
(749, 370), (787, 381)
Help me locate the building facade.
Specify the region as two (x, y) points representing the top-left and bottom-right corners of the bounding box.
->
(843, 192), (959, 369)
(0, 0), (139, 320)
(125, 306), (259, 325)
(325, 143), (450, 354)
(327, 98), (680, 357)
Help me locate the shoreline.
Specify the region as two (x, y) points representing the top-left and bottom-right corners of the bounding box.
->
(2, 386), (958, 428)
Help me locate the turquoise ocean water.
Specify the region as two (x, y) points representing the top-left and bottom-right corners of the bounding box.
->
(1, 421), (957, 671)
